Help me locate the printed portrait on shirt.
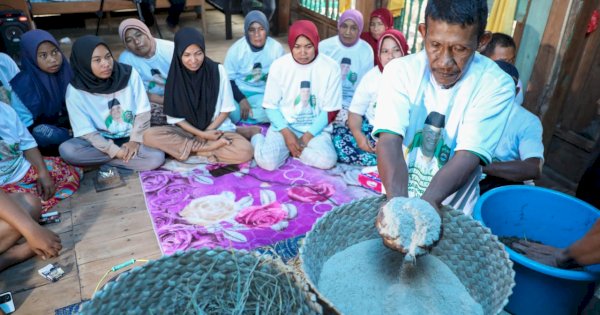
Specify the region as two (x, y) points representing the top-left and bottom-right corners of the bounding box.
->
(293, 80), (317, 125)
(0, 135), (20, 171)
(340, 57), (358, 86)
(406, 111), (452, 197)
(147, 68), (167, 94)
(0, 80), (10, 105)
(244, 62), (268, 83)
(105, 98), (133, 137)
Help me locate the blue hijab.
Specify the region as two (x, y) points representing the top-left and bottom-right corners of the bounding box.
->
(10, 30), (73, 120)
(244, 10), (269, 52)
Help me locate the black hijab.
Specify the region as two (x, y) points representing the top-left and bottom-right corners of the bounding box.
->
(163, 27), (220, 131)
(70, 35), (132, 94)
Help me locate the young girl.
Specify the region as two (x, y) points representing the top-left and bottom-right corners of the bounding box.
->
(224, 10), (285, 124)
(333, 29), (409, 166)
(118, 18), (174, 126)
(253, 20), (341, 171)
(319, 9), (374, 125)
(9, 30), (73, 155)
(360, 8), (395, 64)
(59, 35), (165, 171)
(143, 27), (254, 165)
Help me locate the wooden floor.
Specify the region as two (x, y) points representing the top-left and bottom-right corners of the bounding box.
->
(0, 6), (290, 314)
(0, 6), (576, 314)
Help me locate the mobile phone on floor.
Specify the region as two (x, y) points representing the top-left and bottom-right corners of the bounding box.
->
(0, 292), (15, 314)
(209, 164), (239, 177)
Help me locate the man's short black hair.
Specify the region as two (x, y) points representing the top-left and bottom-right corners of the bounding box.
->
(481, 33), (516, 57)
(425, 0), (489, 39)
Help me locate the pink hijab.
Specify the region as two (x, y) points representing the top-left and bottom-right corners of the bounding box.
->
(118, 18), (156, 56)
(338, 9), (364, 47)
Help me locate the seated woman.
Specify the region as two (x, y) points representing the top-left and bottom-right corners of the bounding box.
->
(224, 10), (285, 124)
(1, 102), (81, 214)
(59, 35), (165, 171)
(10, 30), (73, 156)
(253, 20), (341, 171)
(118, 18), (174, 126)
(0, 191), (61, 271)
(0, 53), (47, 141)
(360, 8), (395, 64)
(319, 9), (374, 125)
(143, 28), (255, 165)
(333, 29), (409, 166)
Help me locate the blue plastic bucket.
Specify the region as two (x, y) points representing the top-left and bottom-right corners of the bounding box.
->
(473, 186), (600, 315)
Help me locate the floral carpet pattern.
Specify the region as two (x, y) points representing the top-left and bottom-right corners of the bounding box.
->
(140, 159), (375, 255)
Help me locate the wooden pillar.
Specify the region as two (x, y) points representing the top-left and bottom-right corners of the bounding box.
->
(541, 0), (600, 149)
(522, 0), (572, 116)
(278, 0), (291, 34)
(354, 0), (375, 31)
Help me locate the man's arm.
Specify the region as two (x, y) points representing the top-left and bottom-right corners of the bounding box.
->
(421, 150), (480, 210)
(482, 157), (542, 182)
(376, 133), (408, 199)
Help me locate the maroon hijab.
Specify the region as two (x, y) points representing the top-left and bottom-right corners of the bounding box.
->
(360, 8), (395, 64)
(287, 20), (320, 64)
(376, 29), (409, 72)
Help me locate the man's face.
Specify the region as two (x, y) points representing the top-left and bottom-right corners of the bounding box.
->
(340, 63), (350, 76)
(419, 18), (482, 88)
(300, 87), (310, 103)
(489, 46), (516, 64)
(252, 67), (261, 78)
(422, 124), (442, 157)
(111, 105), (123, 121)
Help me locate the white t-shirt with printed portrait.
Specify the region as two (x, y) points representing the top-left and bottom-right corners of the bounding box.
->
(66, 68), (151, 139)
(224, 37), (285, 102)
(0, 102), (37, 185)
(372, 51), (515, 214)
(166, 64), (236, 132)
(118, 39), (174, 97)
(348, 66), (382, 123)
(262, 53), (342, 133)
(318, 36), (374, 108)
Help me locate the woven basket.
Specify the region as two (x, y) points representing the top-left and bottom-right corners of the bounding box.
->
(80, 248), (322, 314)
(299, 196), (515, 315)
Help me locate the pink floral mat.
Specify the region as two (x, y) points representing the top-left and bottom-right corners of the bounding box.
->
(140, 159), (375, 255)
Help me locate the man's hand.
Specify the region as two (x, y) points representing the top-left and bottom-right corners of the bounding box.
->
(23, 225), (62, 260)
(239, 98), (253, 121)
(356, 133), (376, 153)
(281, 129), (303, 158)
(37, 171), (55, 201)
(120, 141), (140, 162)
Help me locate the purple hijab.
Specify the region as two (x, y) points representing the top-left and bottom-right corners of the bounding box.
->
(338, 9), (364, 47)
(10, 30), (73, 119)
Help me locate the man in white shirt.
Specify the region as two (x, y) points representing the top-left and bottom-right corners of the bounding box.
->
(373, 0), (514, 215)
(479, 61), (544, 193)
